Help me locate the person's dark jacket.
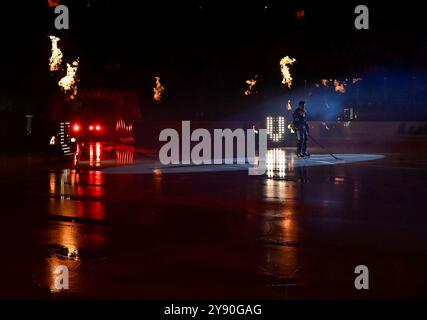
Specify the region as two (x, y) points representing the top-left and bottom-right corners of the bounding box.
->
(293, 107), (309, 132)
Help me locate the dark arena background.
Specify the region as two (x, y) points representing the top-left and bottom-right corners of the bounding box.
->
(1, 0), (427, 310)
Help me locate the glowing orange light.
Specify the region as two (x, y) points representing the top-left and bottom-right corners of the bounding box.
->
(95, 125), (101, 131)
(89, 125), (94, 131)
(153, 76), (165, 102)
(73, 124), (80, 132)
(333, 79), (346, 94)
(296, 9), (305, 19)
(58, 59), (79, 100)
(245, 76), (258, 96)
(48, 0), (60, 7)
(279, 56), (297, 88)
(49, 36), (63, 72)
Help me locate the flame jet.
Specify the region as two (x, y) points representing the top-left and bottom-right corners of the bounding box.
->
(154, 76), (165, 102)
(58, 59), (79, 100)
(49, 36), (63, 72)
(279, 56), (296, 88)
(245, 76), (258, 96)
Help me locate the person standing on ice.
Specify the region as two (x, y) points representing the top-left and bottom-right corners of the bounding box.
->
(293, 100), (310, 158)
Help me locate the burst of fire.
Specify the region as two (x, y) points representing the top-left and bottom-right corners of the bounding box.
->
(279, 56), (296, 88)
(321, 79), (329, 87)
(296, 9), (305, 20)
(49, 36), (63, 72)
(287, 99), (292, 110)
(58, 59), (79, 100)
(47, 0), (60, 7)
(153, 76), (165, 102)
(67, 247), (79, 259)
(333, 79), (346, 94)
(245, 77), (257, 96)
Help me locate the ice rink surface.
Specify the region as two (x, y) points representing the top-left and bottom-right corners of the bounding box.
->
(0, 143), (423, 299)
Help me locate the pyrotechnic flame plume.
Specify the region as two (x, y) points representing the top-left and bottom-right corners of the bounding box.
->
(58, 59), (79, 100)
(153, 76), (165, 102)
(333, 79), (346, 94)
(279, 56), (296, 88)
(49, 36), (63, 72)
(245, 77), (258, 96)
(48, 0), (60, 7)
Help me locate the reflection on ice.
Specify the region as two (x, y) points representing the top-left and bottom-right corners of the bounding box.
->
(46, 170), (108, 294)
(89, 142), (101, 167)
(47, 222), (81, 293)
(115, 146), (135, 165)
(48, 169), (105, 219)
(266, 148), (287, 179)
(49, 169), (80, 200)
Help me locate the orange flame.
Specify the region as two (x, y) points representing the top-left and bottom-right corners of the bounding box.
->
(296, 9), (305, 20)
(333, 79), (346, 94)
(49, 36), (63, 72)
(47, 0), (60, 7)
(153, 76), (165, 102)
(245, 77), (257, 96)
(280, 56), (296, 88)
(58, 59), (79, 100)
